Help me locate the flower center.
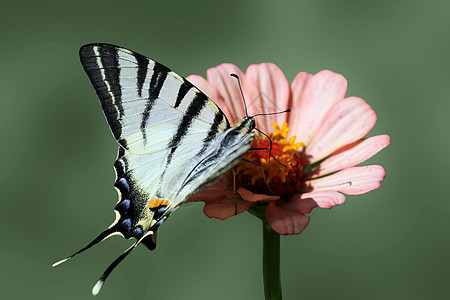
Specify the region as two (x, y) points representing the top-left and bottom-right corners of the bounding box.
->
(235, 123), (306, 197)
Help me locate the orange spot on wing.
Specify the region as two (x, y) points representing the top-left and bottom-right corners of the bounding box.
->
(148, 198), (170, 209)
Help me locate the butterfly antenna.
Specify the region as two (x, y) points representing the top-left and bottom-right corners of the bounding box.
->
(252, 108), (291, 117)
(229, 73), (290, 168)
(52, 227), (117, 267)
(92, 230), (154, 295)
(230, 73), (249, 117)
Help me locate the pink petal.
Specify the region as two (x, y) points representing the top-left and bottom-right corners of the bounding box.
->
(189, 188), (230, 203)
(187, 75), (235, 122)
(237, 187), (280, 202)
(244, 63), (290, 132)
(303, 165), (386, 195)
(207, 63), (246, 125)
(291, 70), (347, 146)
(188, 172), (233, 203)
(190, 174), (251, 220)
(265, 202), (310, 235)
(203, 199), (251, 220)
(287, 191), (346, 214)
(306, 97), (377, 163)
(288, 72), (312, 131)
(186, 75), (220, 102)
(311, 134), (390, 178)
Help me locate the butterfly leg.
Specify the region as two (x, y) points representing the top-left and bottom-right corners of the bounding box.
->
(241, 158), (275, 195)
(231, 168), (238, 215)
(248, 147), (287, 168)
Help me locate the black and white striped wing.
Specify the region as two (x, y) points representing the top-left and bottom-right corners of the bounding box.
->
(79, 44), (253, 238)
(54, 44), (255, 295)
(80, 43), (230, 155)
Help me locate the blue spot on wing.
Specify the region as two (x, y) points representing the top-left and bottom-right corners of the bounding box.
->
(156, 206), (166, 215)
(131, 226), (143, 238)
(115, 177), (130, 195)
(115, 199), (130, 212)
(121, 218), (132, 232)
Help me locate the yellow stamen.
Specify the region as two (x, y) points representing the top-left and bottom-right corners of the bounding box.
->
(261, 156), (288, 183)
(280, 135), (305, 152)
(271, 122), (290, 140)
(235, 122), (305, 196)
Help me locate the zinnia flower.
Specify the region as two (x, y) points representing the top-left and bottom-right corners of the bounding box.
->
(187, 63), (390, 235)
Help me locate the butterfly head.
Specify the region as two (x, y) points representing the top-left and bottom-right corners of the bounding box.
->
(234, 116), (256, 133)
(246, 116), (256, 130)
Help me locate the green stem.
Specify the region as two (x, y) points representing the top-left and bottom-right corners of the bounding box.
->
(261, 220), (282, 300)
(248, 206), (282, 300)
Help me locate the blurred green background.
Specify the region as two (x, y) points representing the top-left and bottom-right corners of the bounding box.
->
(1, 0), (448, 299)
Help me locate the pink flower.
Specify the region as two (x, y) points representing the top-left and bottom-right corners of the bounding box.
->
(187, 64), (390, 235)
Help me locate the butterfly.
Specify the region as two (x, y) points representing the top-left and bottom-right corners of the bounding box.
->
(52, 43), (256, 295)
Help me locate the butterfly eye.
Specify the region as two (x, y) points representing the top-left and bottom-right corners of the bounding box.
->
(249, 117), (256, 130)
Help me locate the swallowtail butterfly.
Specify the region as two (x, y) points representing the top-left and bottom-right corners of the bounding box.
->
(53, 44), (256, 295)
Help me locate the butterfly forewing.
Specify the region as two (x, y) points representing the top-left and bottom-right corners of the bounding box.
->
(79, 44), (230, 155)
